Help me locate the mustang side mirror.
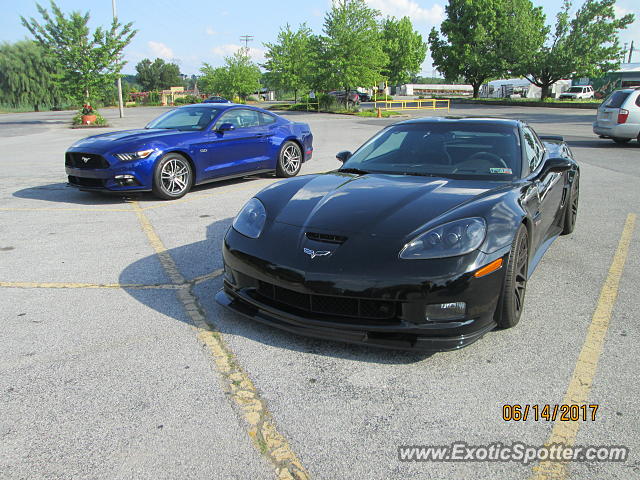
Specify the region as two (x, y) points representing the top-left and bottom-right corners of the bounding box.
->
(540, 157), (572, 176)
(336, 150), (352, 163)
(216, 123), (235, 133)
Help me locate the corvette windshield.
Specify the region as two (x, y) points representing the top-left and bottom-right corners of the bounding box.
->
(341, 123), (522, 179)
(146, 107), (218, 131)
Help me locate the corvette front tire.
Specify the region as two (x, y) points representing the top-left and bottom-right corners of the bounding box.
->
(496, 224), (529, 329)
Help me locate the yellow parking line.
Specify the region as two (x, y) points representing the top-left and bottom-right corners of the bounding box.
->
(0, 281), (182, 290)
(131, 201), (310, 479)
(530, 213), (636, 480)
(0, 207), (132, 212)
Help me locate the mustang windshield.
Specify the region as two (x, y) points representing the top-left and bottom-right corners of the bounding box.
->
(341, 123), (522, 179)
(146, 107), (219, 131)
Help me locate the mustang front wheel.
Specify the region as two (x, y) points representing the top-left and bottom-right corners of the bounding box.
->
(153, 153), (193, 200)
(276, 141), (302, 178)
(497, 224), (529, 329)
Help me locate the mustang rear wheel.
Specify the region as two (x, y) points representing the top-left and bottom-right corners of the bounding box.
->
(561, 175), (579, 235)
(497, 224), (529, 329)
(276, 141), (302, 178)
(152, 153), (193, 200)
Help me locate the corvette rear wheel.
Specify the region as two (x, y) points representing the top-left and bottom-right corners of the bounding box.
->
(276, 141), (302, 178)
(497, 224), (529, 329)
(152, 153), (193, 200)
(561, 175), (579, 235)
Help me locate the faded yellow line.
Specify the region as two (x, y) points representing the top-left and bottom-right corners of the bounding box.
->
(0, 281), (182, 290)
(531, 213), (636, 480)
(131, 201), (310, 479)
(0, 207), (132, 212)
(191, 268), (223, 285)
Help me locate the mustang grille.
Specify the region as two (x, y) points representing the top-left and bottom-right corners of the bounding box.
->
(65, 152), (109, 169)
(68, 176), (105, 188)
(256, 280), (397, 321)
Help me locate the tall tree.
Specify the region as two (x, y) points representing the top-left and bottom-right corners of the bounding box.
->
(135, 58), (182, 91)
(318, 0), (388, 103)
(0, 41), (63, 111)
(263, 24), (313, 102)
(522, 0), (634, 100)
(21, 0), (136, 102)
(381, 17), (427, 86)
(429, 0), (545, 97)
(200, 50), (261, 100)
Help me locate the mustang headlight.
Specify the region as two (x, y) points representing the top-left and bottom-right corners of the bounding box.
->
(232, 198), (267, 239)
(400, 217), (486, 259)
(115, 149), (154, 161)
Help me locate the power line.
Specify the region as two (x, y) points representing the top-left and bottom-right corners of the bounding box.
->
(239, 35), (254, 53)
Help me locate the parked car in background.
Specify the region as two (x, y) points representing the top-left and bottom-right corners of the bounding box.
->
(593, 87), (640, 144)
(328, 90), (361, 105)
(203, 96), (231, 103)
(65, 104), (313, 200)
(357, 91), (371, 102)
(559, 86), (594, 100)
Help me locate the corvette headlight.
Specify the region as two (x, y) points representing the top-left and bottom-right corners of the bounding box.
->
(115, 149), (154, 161)
(232, 198), (267, 239)
(400, 217), (486, 259)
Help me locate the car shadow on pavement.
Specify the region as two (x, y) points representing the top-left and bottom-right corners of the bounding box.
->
(12, 174), (276, 206)
(119, 217), (432, 364)
(566, 139), (640, 149)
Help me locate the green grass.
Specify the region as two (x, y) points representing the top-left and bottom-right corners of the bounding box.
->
(355, 109), (402, 118)
(451, 97), (602, 105)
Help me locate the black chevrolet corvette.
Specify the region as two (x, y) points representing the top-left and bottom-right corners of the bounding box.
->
(216, 117), (579, 352)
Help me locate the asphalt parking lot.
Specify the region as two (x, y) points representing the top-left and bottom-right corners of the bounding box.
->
(1, 104), (638, 480)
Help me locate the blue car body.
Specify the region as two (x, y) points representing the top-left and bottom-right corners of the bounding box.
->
(65, 104), (313, 194)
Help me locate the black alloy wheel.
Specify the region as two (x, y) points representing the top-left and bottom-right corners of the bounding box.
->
(497, 224), (529, 329)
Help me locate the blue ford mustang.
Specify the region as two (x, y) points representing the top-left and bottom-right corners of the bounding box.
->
(65, 104), (313, 199)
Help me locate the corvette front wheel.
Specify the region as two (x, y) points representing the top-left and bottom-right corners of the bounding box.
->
(152, 153), (193, 200)
(496, 224), (529, 329)
(276, 141), (302, 178)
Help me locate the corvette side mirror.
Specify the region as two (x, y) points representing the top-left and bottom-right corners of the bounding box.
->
(336, 150), (352, 163)
(540, 157), (572, 176)
(216, 123), (235, 133)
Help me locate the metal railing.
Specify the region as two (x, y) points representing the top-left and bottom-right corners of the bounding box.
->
(374, 98), (450, 112)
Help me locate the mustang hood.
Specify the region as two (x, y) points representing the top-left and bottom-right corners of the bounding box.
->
(267, 172), (505, 237)
(69, 129), (188, 151)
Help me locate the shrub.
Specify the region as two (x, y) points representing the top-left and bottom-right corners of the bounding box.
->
(174, 95), (202, 105)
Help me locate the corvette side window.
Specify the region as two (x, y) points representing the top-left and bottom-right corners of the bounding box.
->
(523, 127), (542, 171)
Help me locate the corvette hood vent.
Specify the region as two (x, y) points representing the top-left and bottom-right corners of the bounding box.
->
(305, 232), (347, 244)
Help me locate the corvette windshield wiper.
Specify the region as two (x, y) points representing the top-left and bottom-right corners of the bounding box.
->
(338, 167), (371, 175)
(399, 171), (440, 177)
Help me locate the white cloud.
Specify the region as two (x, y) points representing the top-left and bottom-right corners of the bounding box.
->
(211, 44), (265, 62)
(147, 41), (174, 60)
(365, 0), (445, 25)
(205, 27), (217, 36)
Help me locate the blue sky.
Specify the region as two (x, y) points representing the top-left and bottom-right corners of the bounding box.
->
(2, 0), (639, 77)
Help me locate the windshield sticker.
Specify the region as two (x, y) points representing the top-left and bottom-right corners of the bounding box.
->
(490, 168), (513, 174)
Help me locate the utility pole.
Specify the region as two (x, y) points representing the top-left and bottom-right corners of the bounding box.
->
(629, 40), (635, 63)
(239, 35), (254, 56)
(112, 0), (124, 118)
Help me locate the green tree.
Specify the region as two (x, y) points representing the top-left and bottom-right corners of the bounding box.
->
(0, 40), (64, 111)
(200, 50), (261, 100)
(523, 0), (634, 100)
(429, 0), (545, 97)
(381, 17), (427, 86)
(263, 24), (313, 102)
(21, 0), (136, 102)
(317, 0), (387, 103)
(135, 58), (182, 91)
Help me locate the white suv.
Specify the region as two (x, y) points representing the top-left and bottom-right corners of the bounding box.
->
(560, 85), (594, 100)
(593, 88), (640, 144)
